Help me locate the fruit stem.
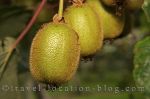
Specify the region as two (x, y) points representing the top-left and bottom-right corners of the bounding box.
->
(58, 0), (64, 19)
(72, 0), (84, 5)
(0, 0), (46, 79)
(53, 0), (64, 22)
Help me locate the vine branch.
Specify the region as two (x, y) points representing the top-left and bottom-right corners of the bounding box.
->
(12, 0), (47, 50)
(0, 0), (47, 79)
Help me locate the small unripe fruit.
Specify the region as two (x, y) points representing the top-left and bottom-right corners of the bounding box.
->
(87, 0), (125, 39)
(102, 0), (115, 6)
(64, 3), (103, 57)
(125, 0), (144, 10)
(30, 23), (80, 85)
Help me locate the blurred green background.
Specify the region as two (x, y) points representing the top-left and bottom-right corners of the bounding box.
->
(0, 0), (150, 99)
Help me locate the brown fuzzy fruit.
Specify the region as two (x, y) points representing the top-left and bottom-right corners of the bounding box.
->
(64, 3), (103, 57)
(87, 0), (125, 39)
(30, 22), (80, 85)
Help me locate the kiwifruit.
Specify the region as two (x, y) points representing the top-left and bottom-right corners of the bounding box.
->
(101, 0), (115, 6)
(86, 0), (125, 39)
(117, 12), (132, 38)
(30, 22), (80, 85)
(64, 3), (103, 57)
(125, 0), (144, 10)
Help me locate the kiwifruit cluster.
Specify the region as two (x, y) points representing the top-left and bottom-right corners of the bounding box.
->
(29, 0), (144, 86)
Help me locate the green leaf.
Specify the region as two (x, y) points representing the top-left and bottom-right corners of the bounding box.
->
(142, 0), (150, 22)
(133, 37), (150, 98)
(0, 37), (20, 99)
(0, 36), (42, 99)
(0, 6), (32, 39)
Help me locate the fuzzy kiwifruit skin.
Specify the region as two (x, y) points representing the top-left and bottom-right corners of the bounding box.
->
(64, 4), (103, 57)
(125, 0), (144, 10)
(87, 0), (125, 39)
(30, 23), (80, 85)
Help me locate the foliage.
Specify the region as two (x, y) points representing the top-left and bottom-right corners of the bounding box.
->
(134, 37), (150, 98)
